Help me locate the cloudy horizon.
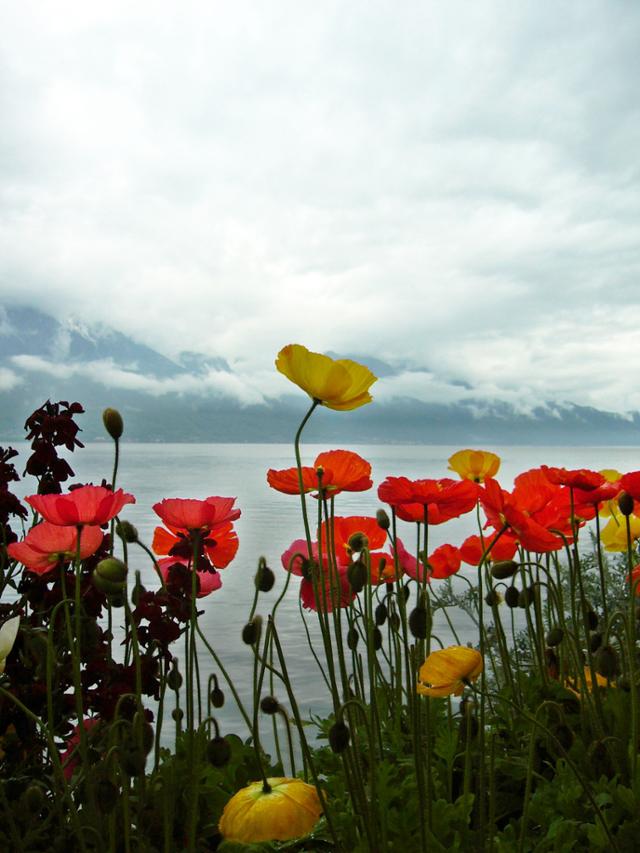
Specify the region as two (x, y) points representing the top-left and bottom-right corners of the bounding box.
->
(2, 1), (639, 416)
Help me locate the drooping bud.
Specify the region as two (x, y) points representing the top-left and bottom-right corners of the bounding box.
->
(595, 645), (619, 679)
(328, 720), (351, 753)
(115, 520), (139, 543)
(348, 532), (368, 553)
(590, 632), (603, 653)
(93, 558), (128, 594)
(484, 589), (502, 607)
(372, 627), (383, 650)
(347, 560), (367, 593)
(375, 603), (388, 626)
(210, 684), (225, 709)
(408, 606), (428, 639)
(167, 665), (183, 691)
(102, 408), (124, 441)
(586, 609), (599, 631)
(260, 696), (280, 715)
(491, 560), (519, 580)
(346, 627), (360, 650)
(255, 560), (275, 593)
(95, 778), (119, 814)
(242, 616), (262, 646)
(22, 784), (45, 814)
(207, 736), (232, 768)
(618, 491), (634, 517)
(518, 586), (535, 609)
(172, 708), (184, 723)
(376, 509), (390, 531)
(505, 586), (520, 609)
(389, 612), (400, 631)
(546, 627), (564, 647)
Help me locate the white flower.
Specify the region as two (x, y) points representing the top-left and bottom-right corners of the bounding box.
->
(0, 616), (20, 673)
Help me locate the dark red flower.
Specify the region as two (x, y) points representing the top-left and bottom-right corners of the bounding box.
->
(7, 522), (104, 574)
(267, 449), (372, 497)
(26, 485), (135, 526)
(541, 466), (605, 491)
(158, 558), (222, 597)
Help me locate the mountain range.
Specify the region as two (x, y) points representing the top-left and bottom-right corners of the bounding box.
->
(1, 304), (639, 445)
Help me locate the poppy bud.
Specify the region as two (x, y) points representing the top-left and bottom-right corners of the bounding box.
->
(590, 632), (603, 653)
(375, 603), (388, 626)
(545, 648), (559, 679)
(95, 557), (128, 585)
(116, 520), (139, 543)
(518, 586), (535, 609)
(120, 747), (146, 777)
(505, 586), (520, 608)
(102, 408), (124, 440)
(375, 557), (387, 580)
(484, 589), (501, 607)
(403, 583), (411, 602)
(546, 627), (564, 647)
(408, 606), (428, 639)
(589, 740), (615, 779)
(595, 645), (619, 679)
(242, 616), (262, 646)
(348, 532), (368, 553)
(255, 563), (275, 593)
(347, 560), (367, 593)
(96, 778), (118, 814)
(23, 784), (44, 814)
(372, 627), (383, 650)
(586, 609), (599, 631)
(133, 712), (154, 755)
(549, 723), (574, 755)
(491, 560), (519, 580)
(172, 708), (184, 723)
(207, 736), (232, 768)
(618, 491), (634, 517)
(328, 720), (351, 753)
(260, 696), (280, 715)
(131, 582), (147, 607)
(346, 627), (360, 650)
(376, 509), (390, 531)
(210, 686), (225, 709)
(167, 666), (182, 691)
(389, 612), (400, 631)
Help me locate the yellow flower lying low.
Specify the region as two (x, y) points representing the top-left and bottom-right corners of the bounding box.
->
(600, 514), (640, 552)
(417, 646), (483, 698)
(218, 777), (323, 843)
(276, 344), (377, 411)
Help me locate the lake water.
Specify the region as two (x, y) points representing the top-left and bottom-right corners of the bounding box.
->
(4, 440), (640, 737)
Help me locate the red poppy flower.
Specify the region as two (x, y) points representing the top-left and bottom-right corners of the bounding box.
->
(541, 466), (605, 491)
(60, 718), (101, 780)
(620, 472), (640, 501)
(459, 533), (518, 567)
(267, 449), (372, 497)
(158, 558), (223, 597)
(26, 485), (135, 526)
(424, 544), (461, 580)
(152, 497), (240, 533)
(152, 522), (238, 569)
(300, 570), (355, 612)
(378, 477), (478, 525)
(481, 479), (563, 553)
(319, 516), (387, 566)
(7, 522), (104, 574)
(369, 538), (416, 582)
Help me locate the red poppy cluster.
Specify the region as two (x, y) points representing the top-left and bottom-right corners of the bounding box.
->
(271, 447), (637, 612)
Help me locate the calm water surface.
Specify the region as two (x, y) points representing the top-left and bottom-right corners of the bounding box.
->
(6, 441), (640, 736)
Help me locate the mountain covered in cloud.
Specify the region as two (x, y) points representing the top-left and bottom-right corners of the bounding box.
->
(1, 304), (639, 445)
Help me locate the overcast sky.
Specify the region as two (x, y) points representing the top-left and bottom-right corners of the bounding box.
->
(1, 1), (639, 414)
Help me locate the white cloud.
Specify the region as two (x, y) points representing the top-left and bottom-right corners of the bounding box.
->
(1, 1), (639, 414)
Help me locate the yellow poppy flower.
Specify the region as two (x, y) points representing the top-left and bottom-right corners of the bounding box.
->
(448, 449), (501, 483)
(218, 777), (323, 843)
(276, 344), (377, 411)
(597, 469), (622, 517)
(417, 646), (483, 698)
(565, 667), (610, 697)
(600, 514), (640, 551)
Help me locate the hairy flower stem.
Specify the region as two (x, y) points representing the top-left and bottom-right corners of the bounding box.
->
(294, 400), (319, 553)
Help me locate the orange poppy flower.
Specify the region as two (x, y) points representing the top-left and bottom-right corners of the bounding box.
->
(319, 516), (387, 566)
(424, 544), (461, 580)
(26, 485), (135, 527)
(7, 522), (104, 574)
(152, 497), (240, 533)
(152, 521), (239, 569)
(481, 479), (563, 553)
(267, 449), (372, 497)
(541, 466), (605, 491)
(378, 477), (478, 525)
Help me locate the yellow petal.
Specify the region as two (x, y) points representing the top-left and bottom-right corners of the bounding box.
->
(448, 449), (501, 483)
(417, 646), (483, 697)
